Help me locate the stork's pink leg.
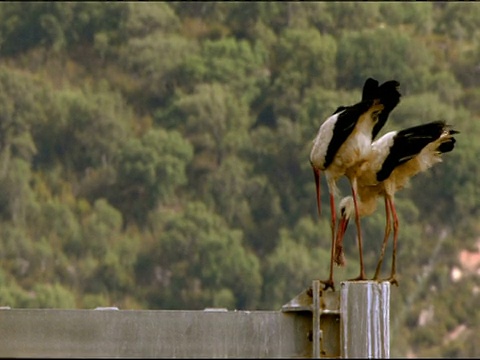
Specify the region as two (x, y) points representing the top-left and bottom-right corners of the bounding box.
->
(312, 166), (336, 291)
(349, 178), (367, 281)
(321, 191), (336, 291)
(387, 197), (399, 286)
(373, 196), (392, 280)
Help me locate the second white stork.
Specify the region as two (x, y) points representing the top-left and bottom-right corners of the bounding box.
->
(309, 78), (401, 291)
(334, 120), (459, 285)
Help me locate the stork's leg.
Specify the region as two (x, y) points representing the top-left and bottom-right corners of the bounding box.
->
(313, 167), (336, 291)
(348, 178), (367, 281)
(384, 196), (399, 287)
(312, 166), (322, 217)
(321, 191), (336, 291)
(373, 196), (392, 280)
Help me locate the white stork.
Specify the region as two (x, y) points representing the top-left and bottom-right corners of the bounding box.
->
(310, 78), (401, 291)
(334, 120), (459, 285)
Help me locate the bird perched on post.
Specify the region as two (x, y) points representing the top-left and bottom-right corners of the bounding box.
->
(334, 120), (459, 286)
(309, 78), (401, 291)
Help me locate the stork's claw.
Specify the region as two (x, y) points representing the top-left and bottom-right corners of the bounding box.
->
(386, 277), (399, 287)
(348, 273), (367, 282)
(320, 279), (335, 292)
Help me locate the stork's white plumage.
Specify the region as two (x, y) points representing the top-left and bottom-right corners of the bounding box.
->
(310, 78), (401, 291)
(334, 120), (459, 286)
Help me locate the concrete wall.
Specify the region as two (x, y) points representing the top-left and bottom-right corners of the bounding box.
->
(0, 308), (312, 358)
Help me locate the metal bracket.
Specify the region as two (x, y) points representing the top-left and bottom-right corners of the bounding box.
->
(282, 280), (340, 358)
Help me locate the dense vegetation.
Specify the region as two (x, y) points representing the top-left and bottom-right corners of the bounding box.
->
(0, 2), (479, 357)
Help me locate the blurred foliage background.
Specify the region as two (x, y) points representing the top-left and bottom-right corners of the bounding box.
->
(0, 2), (479, 357)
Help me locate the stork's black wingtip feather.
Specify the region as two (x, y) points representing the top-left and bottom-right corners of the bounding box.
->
(362, 78), (379, 102)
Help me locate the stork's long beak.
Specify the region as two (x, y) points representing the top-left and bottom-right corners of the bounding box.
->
(334, 215), (349, 266)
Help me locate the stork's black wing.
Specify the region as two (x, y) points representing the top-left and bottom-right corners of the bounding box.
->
(324, 100), (374, 168)
(372, 80), (401, 140)
(324, 78), (381, 168)
(331, 78), (379, 116)
(324, 78), (401, 169)
(376, 120), (448, 182)
(362, 78), (379, 101)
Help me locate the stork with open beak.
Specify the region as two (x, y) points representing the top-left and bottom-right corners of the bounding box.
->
(334, 120), (459, 285)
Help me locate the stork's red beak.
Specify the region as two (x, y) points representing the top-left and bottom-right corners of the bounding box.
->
(334, 215), (349, 266)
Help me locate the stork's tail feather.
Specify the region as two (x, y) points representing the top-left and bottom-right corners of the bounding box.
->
(437, 137), (456, 153)
(437, 124), (460, 154)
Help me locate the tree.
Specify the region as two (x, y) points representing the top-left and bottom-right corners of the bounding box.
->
(119, 31), (199, 105)
(269, 27), (337, 120)
(204, 155), (254, 228)
(336, 28), (434, 93)
(379, 2), (434, 34)
(178, 36), (269, 105)
(123, 2), (180, 39)
(139, 202), (262, 310)
(167, 83), (253, 197)
(261, 226), (353, 310)
(55, 84), (132, 174)
(434, 2), (480, 42)
(23, 283), (76, 308)
(79, 199), (139, 298)
(0, 3), (128, 56)
(0, 66), (45, 223)
(111, 128), (193, 225)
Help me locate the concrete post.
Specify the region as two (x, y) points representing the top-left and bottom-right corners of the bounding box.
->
(340, 281), (390, 358)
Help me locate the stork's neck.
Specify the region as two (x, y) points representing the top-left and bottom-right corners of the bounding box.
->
(341, 191), (379, 220)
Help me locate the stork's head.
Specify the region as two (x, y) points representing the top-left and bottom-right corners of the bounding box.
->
(333, 196), (355, 266)
(336, 196), (355, 243)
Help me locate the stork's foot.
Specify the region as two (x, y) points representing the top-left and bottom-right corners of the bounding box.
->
(372, 265), (382, 281)
(320, 279), (335, 292)
(348, 272), (367, 282)
(371, 271), (382, 282)
(382, 276), (399, 287)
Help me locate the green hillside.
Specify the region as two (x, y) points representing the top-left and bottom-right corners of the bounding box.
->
(0, 2), (478, 357)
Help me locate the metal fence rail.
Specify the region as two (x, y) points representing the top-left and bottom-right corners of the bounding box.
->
(0, 281), (390, 358)
(0, 308), (313, 358)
